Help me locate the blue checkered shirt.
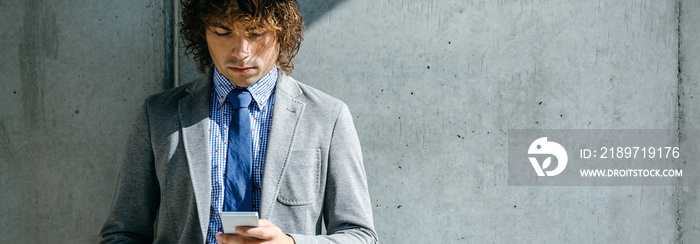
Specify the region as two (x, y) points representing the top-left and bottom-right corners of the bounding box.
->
(206, 66), (277, 243)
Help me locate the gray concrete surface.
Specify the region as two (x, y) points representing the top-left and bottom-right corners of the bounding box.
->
(680, 0), (700, 242)
(0, 1), (167, 243)
(0, 0), (697, 243)
(292, 0), (682, 243)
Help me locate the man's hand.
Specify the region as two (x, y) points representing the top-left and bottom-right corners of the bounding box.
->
(215, 219), (295, 244)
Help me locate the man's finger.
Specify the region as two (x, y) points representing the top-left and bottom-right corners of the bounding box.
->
(215, 232), (231, 243)
(216, 232), (257, 244)
(235, 219), (278, 240)
(236, 226), (270, 239)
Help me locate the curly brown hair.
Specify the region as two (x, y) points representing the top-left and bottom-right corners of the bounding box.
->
(180, 0), (304, 74)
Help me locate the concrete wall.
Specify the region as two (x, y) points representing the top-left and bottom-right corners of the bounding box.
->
(0, 1), (167, 242)
(1, 0), (696, 243)
(292, 0), (682, 242)
(680, 0), (700, 242)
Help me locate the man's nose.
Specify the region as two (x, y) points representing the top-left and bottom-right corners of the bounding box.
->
(230, 35), (250, 61)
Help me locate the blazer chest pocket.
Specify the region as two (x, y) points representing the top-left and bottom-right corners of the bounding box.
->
(277, 149), (321, 206)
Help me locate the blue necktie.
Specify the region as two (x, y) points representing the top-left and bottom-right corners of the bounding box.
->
(223, 89), (253, 212)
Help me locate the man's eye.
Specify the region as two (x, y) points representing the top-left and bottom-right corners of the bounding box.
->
(215, 32), (230, 36)
(249, 32), (263, 37)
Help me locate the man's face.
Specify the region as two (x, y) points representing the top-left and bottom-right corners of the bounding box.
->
(205, 23), (279, 87)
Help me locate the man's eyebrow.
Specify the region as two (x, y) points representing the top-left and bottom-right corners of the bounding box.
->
(245, 26), (264, 32)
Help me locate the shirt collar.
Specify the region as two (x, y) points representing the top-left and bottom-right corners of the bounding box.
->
(212, 65), (278, 109)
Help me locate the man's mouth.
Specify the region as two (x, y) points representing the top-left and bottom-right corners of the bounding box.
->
(229, 66), (255, 74)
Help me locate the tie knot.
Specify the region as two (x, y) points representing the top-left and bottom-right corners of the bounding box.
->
(227, 89), (252, 109)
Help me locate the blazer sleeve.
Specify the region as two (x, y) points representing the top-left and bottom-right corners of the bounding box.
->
(289, 103), (379, 244)
(99, 100), (160, 243)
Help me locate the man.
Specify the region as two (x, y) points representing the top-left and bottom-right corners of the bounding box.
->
(99, 0), (377, 243)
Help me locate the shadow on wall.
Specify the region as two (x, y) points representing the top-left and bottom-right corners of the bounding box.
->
(298, 0), (347, 27)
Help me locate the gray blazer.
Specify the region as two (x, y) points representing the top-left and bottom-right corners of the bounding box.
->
(99, 69), (377, 243)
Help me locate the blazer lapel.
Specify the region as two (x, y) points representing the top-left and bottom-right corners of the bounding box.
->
(260, 72), (305, 218)
(179, 69), (213, 239)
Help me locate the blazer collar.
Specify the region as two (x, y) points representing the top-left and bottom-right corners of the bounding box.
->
(275, 70), (303, 98)
(185, 68), (213, 95)
(180, 68), (213, 240)
(259, 70), (306, 218)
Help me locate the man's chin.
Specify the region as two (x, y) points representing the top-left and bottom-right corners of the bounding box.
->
(228, 75), (260, 88)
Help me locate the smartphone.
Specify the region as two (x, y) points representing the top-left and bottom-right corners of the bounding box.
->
(220, 212), (259, 234)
